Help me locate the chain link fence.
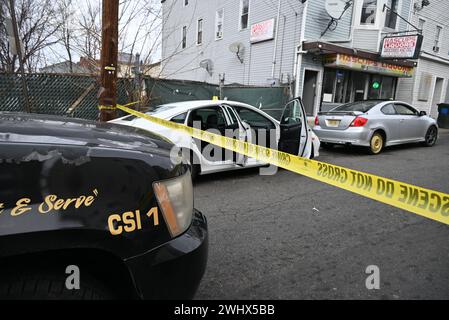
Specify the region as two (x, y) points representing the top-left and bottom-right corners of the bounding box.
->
(0, 73), (290, 121)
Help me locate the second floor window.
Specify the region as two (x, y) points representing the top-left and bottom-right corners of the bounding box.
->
(418, 18), (425, 32)
(360, 0), (377, 25)
(240, 0), (249, 30)
(384, 0), (398, 29)
(197, 19), (203, 45)
(215, 9), (224, 40)
(182, 26), (187, 49)
(434, 26), (442, 52)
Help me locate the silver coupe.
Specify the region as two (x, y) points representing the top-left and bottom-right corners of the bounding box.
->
(313, 100), (438, 154)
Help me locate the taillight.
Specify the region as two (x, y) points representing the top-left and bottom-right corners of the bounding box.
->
(350, 117), (368, 127)
(315, 116), (319, 126)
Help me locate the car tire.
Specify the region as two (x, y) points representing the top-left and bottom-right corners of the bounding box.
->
(369, 132), (384, 155)
(423, 126), (438, 147)
(0, 270), (115, 300)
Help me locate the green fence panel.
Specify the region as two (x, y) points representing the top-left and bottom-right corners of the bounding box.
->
(144, 77), (219, 109)
(1, 73), (290, 122)
(221, 86), (291, 121)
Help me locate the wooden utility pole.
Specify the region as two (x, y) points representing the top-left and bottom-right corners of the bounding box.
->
(98, 0), (119, 122)
(8, 0), (31, 113)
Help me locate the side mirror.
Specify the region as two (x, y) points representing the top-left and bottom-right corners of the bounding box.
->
(419, 111), (427, 117)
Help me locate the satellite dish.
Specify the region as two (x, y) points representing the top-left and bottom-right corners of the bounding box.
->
(199, 59), (213, 76)
(325, 0), (348, 19)
(229, 42), (245, 63)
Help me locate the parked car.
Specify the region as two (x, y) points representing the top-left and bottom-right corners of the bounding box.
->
(313, 100), (438, 154)
(110, 98), (320, 178)
(0, 112), (208, 300)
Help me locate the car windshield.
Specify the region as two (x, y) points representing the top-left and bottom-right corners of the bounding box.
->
(120, 105), (177, 121)
(332, 101), (382, 113)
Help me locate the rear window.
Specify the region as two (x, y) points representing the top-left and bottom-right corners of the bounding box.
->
(119, 105), (177, 121)
(332, 101), (381, 113)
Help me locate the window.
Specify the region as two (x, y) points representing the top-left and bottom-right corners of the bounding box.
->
(418, 72), (432, 101)
(445, 80), (449, 102)
(394, 104), (418, 115)
(381, 104), (397, 115)
(418, 18), (425, 32)
(188, 108), (226, 131)
(224, 106), (238, 124)
(322, 70), (336, 102)
(183, 0), (188, 6)
(360, 0), (377, 25)
(234, 107), (275, 129)
(434, 26), (442, 52)
(171, 113), (187, 124)
(322, 69), (353, 104)
(181, 26), (187, 49)
(380, 76), (396, 100)
(384, 0), (398, 29)
(197, 19), (203, 45)
(333, 101), (381, 113)
(239, 0), (249, 30)
(215, 9), (224, 40)
(280, 100), (303, 125)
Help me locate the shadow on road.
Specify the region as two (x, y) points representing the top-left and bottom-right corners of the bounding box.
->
(322, 142), (428, 157)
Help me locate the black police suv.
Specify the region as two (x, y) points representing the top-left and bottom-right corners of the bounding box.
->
(0, 113), (208, 300)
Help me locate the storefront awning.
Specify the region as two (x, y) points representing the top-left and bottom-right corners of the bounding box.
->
(302, 41), (417, 78)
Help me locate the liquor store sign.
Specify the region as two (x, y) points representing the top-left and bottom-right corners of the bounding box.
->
(381, 35), (423, 59)
(324, 54), (414, 78)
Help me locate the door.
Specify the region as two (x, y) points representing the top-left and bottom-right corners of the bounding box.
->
(279, 98), (308, 156)
(393, 103), (426, 140)
(380, 103), (402, 143)
(187, 106), (231, 164)
(431, 78), (444, 119)
(302, 70), (318, 116)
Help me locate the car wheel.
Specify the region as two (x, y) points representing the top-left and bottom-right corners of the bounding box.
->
(423, 126), (438, 147)
(369, 132), (384, 155)
(0, 271), (115, 300)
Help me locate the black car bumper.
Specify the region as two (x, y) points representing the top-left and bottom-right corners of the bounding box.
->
(124, 209), (208, 300)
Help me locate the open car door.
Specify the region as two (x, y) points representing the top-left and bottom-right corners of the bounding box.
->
(278, 98), (309, 157)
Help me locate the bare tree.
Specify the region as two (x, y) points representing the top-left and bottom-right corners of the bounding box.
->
(71, 0), (101, 73)
(55, 0), (75, 72)
(0, 0), (63, 72)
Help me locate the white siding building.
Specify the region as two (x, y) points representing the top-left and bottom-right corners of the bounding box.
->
(161, 0), (449, 117)
(396, 0), (449, 118)
(161, 0), (303, 86)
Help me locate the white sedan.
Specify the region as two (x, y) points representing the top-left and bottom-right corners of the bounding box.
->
(110, 99), (320, 177)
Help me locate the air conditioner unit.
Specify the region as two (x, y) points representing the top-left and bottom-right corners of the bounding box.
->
(433, 46), (440, 52)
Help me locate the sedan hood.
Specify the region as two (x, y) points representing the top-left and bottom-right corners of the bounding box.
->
(0, 112), (174, 156)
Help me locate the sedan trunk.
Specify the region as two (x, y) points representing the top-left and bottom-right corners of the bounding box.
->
(317, 111), (363, 130)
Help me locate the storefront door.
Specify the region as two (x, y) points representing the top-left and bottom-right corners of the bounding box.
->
(303, 70), (318, 116)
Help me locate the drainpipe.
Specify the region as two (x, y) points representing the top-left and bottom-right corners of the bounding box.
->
(271, 0), (282, 79)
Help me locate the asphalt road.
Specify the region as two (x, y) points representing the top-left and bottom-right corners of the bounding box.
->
(193, 130), (449, 300)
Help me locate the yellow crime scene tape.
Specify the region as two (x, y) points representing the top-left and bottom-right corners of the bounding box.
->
(115, 103), (449, 226)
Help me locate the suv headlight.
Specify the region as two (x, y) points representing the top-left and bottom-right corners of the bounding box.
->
(153, 172), (194, 238)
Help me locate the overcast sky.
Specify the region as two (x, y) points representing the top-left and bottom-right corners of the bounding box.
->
(46, 0), (162, 66)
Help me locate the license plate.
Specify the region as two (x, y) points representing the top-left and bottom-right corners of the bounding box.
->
(326, 119), (341, 127)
